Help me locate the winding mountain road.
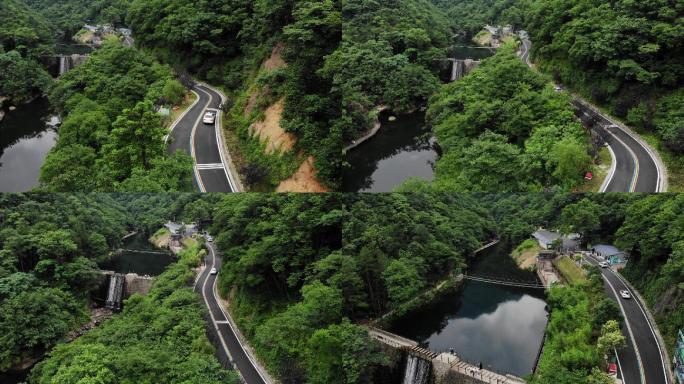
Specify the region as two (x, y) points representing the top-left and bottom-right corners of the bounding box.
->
(519, 38), (666, 192)
(195, 241), (269, 384)
(585, 255), (671, 384)
(167, 84), (239, 192)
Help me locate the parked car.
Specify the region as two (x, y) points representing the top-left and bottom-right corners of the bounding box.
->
(599, 261), (610, 268)
(210, 268), (218, 275)
(203, 109), (218, 124)
(619, 290), (631, 299)
(206, 235), (213, 242)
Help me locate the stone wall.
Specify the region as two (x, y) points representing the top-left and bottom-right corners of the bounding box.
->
(124, 273), (154, 296)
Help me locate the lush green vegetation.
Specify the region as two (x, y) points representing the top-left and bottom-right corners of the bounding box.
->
(208, 193), (494, 382)
(0, 194), (237, 383)
(616, 194), (684, 353)
(524, 0), (684, 189)
(39, 40), (194, 192)
(399, 46), (592, 192)
(0, 194), (128, 370)
(125, 0), (343, 188)
(489, 193), (684, 375)
(30, 230), (238, 384)
(430, 0), (527, 38)
(332, 0), (451, 144)
(0, 0), (53, 103)
(531, 273), (622, 384)
(24, 0), (131, 37)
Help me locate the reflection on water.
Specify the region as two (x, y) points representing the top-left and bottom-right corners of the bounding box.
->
(99, 233), (175, 276)
(390, 242), (548, 377)
(0, 98), (57, 192)
(342, 112), (438, 192)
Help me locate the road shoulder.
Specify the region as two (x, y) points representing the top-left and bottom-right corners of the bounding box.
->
(212, 281), (278, 384)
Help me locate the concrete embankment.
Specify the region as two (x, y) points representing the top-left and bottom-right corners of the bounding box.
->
(368, 326), (526, 384)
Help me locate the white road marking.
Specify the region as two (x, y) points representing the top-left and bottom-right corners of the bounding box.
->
(600, 143), (618, 192)
(190, 87), (213, 192)
(165, 90), (201, 144)
(208, 243), (270, 384)
(587, 256), (645, 383)
(610, 270), (671, 384)
(196, 163), (225, 170)
(200, 242), (235, 366)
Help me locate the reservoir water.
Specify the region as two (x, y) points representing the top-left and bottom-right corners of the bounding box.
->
(342, 45), (496, 193)
(100, 233), (175, 276)
(0, 98), (58, 192)
(390, 241), (548, 377)
(342, 111), (438, 192)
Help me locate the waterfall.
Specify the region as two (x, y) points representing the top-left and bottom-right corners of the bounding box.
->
(105, 274), (125, 310)
(58, 54), (88, 76)
(402, 354), (432, 384)
(451, 60), (464, 82)
(59, 56), (69, 76)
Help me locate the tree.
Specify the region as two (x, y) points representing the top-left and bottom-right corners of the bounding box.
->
(161, 79), (186, 106)
(184, 199), (211, 224)
(550, 138), (592, 189)
(0, 287), (85, 370)
(382, 258), (425, 308)
(0, 51), (51, 103)
(101, 100), (166, 181)
(560, 199), (603, 244)
(305, 320), (387, 384)
(596, 320), (626, 357)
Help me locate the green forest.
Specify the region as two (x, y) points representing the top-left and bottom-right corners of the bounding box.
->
(1, 193), (682, 383)
(0, 194), (238, 383)
(415, 46), (591, 192)
(124, 0), (343, 189)
(40, 40), (194, 192)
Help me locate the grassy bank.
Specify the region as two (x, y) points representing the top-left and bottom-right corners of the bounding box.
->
(553, 255), (587, 285)
(511, 239), (541, 270)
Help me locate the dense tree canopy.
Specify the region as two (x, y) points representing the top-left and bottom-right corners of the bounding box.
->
(40, 40), (194, 192)
(0, 0), (53, 103)
(400, 46), (592, 192)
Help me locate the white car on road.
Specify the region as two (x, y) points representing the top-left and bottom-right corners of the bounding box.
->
(203, 109), (218, 124)
(599, 261), (610, 268)
(210, 267), (218, 275)
(619, 290), (631, 299)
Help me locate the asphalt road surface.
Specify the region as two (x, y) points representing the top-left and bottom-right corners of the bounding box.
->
(167, 84), (235, 192)
(586, 255), (670, 384)
(195, 241), (267, 384)
(520, 38), (662, 192)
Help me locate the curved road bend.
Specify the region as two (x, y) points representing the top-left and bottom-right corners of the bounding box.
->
(195, 241), (267, 384)
(585, 255), (671, 384)
(520, 38), (663, 192)
(167, 84), (235, 192)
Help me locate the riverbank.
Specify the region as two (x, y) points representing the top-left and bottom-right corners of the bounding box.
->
(343, 105), (388, 154)
(511, 239), (541, 270)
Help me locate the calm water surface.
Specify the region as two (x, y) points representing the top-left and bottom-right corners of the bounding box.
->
(99, 233), (175, 276)
(342, 46), (496, 193)
(0, 98), (57, 192)
(390, 242), (548, 377)
(342, 112), (438, 192)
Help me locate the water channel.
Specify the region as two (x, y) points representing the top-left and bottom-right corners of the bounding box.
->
(390, 241), (548, 378)
(99, 233), (175, 276)
(342, 45), (495, 193)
